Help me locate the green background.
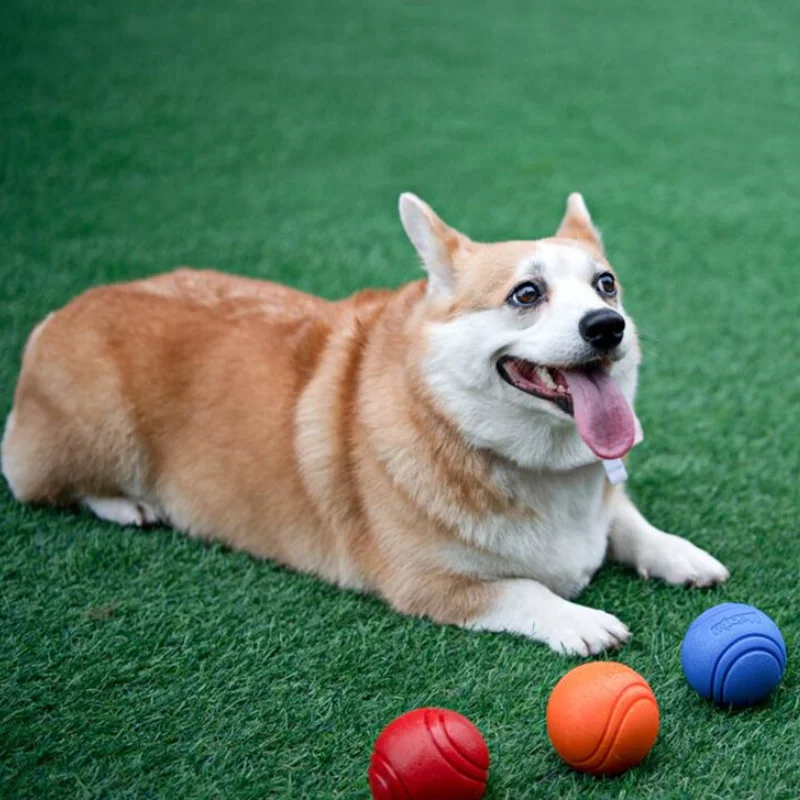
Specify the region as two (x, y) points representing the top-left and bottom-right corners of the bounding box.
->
(2, 0), (799, 797)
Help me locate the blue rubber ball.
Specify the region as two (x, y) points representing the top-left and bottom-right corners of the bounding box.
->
(681, 603), (787, 707)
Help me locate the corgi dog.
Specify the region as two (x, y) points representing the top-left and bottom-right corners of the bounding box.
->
(1, 193), (729, 655)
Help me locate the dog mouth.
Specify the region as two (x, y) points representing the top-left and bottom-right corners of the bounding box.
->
(497, 357), (574, 414)
(496, 355), (637, 460)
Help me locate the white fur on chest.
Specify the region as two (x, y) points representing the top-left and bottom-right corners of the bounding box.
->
(439, 462), (613, 599)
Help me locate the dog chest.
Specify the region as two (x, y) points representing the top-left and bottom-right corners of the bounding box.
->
(442, 463), (613, 599)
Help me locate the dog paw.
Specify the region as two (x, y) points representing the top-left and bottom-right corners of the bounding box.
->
(468, 579), (631, 656)
(84, 496), (160, 528)
(137, 502), (161, 526)
(537, 605), (631, 657)
(637, 533), (729, 588)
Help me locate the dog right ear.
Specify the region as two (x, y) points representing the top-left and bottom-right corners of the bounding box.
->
(399, 193), (469, 297)
(555, 193), (604, 253)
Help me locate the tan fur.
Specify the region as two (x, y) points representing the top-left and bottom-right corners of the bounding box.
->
(1, 264), (526, 623)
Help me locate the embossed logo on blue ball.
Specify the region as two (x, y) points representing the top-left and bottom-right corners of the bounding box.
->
(710, 612), (759, 635)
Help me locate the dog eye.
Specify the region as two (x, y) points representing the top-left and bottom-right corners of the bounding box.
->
(594, 272), (617, 297)
(508, 282), (543, 307)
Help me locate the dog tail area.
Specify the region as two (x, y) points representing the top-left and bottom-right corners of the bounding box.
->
(2, 314), (66, 503)
(2, 309), (149, 512)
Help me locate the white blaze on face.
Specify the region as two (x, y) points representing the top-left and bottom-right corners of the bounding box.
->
(508, 242), (620, 367)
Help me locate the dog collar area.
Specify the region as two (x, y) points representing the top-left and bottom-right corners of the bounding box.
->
(601, 414), (644, 484)
(603, 459), (628, 485)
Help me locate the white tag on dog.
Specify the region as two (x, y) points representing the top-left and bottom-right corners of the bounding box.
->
(601, 414), (643, 484)
(603, 458), (628, 485)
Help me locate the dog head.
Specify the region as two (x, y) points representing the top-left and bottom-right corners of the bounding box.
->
(400, 192), (641, 471)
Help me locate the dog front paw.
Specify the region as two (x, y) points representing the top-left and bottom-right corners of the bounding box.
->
(637, 533), (729, 588)
(468, 579), (631, 656)
(538, 605), (631, 657)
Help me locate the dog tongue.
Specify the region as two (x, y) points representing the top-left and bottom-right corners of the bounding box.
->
(562, 366), (636, 460)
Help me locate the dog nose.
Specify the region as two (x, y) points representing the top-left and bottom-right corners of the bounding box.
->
(579, 309), (625, 351)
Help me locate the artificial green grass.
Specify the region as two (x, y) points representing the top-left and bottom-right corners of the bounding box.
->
(2, 0), (799, 797)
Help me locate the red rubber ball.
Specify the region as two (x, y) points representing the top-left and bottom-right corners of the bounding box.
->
(368, 708), (490, 800)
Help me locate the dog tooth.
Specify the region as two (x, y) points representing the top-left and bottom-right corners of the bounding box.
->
(536, 366), (557, 389)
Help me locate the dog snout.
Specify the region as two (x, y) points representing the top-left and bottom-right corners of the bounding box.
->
(579, 309), (625, 352)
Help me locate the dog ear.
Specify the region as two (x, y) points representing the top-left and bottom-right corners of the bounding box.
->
(399, 193), (469, 296)
(556, 193), (603, 252)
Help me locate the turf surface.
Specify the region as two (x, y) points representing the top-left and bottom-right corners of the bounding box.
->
(2, 0), (799, 797)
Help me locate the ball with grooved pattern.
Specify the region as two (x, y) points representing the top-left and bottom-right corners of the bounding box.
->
(681, 603), (787, 707)
(368, 707), (489, 799)
(546, 662), (659, 776)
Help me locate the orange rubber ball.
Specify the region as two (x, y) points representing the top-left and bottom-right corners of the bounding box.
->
(546, 662), (659, 776)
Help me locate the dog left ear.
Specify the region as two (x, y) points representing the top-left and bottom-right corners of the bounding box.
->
(556, 193), (603, 252)
(399, 193), (471, 297)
